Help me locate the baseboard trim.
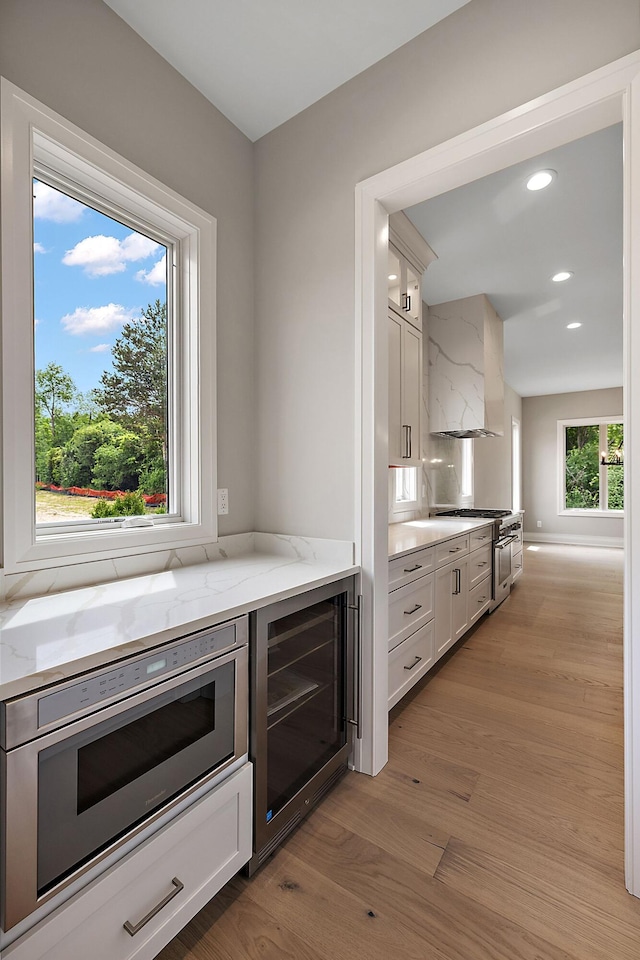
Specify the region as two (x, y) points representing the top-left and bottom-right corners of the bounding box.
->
(524, 531), (624, 549)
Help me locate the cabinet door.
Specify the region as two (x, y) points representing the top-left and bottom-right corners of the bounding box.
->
(388, 314), (422, 468)
(388, 313), (403, 463)
(434, 564), (455, 657)
(402, 322), (421, 464)
(404, 260), (422, 331)
(452, 558), (469, 641)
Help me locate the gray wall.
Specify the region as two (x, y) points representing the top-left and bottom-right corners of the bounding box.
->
(522, 388), (624, 543)
(0, 0), (255, 535)
(254, 0), (640, 539)
(474, 383), (522, 510)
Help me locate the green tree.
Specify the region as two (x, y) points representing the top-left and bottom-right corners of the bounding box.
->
(35, 363), (75, 446)
(94, 300), (167, 451)
(92, 431), (146, 491)
(60, 420), (126, 488)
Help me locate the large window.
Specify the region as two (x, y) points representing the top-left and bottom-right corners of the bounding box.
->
(33, 178), (170, 528)
(558, 417), (624, 515)
(1, 80), (216, 573)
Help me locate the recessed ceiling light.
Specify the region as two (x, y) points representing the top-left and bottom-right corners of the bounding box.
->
(552, 271), (573, 282)
(388, 273), (398, 280)
(526, 169), (556, 191)
(567, 322), (582, 329)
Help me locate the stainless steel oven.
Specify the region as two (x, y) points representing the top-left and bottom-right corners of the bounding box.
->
(491, 516), (522, 611)
(0, 615), (248, 932)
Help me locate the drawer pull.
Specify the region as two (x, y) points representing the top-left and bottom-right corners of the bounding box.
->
(477, 561), (488, 567)
(403, 656), (422, 671)
(123, 877), (184, 936)
(404, 603), (422, 615)
(449, 546), (461, 553)
(477, 596), (487, 604)
(403, 563), (423, 573)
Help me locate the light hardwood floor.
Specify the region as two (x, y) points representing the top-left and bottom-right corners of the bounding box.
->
(158, 542), (640, 960)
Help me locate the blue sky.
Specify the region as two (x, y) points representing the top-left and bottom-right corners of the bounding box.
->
(33, 179), (167, 396)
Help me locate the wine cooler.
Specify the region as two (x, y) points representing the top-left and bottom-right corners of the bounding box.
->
(247, 575), (360, 874)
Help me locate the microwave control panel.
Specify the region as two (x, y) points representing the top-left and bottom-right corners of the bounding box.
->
(37, 621), (238, 728)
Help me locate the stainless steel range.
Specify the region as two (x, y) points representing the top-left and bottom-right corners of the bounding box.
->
(435, 509), (523, 611)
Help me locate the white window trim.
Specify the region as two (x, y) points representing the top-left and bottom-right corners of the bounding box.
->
(388, 466), (420, 521)
(1, 79), (217, 573)
(557, 415), (624, 518)
(512, 416), (521, 514)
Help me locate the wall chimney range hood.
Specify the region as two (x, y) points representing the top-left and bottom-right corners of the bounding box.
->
(428, 294), (504, 439)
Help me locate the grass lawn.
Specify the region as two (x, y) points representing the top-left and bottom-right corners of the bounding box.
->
(36, 489), (97, 521)
(35, 489), (162, 523)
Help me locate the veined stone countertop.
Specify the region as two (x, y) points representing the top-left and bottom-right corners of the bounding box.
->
(388, 518), (495, 559)
(0, 533), (357, 701)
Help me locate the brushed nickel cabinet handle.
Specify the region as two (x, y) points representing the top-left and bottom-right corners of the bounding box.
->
(403, 656), (422, 671)
(404, 603), (422, 615)
(123, 877), (184, 936)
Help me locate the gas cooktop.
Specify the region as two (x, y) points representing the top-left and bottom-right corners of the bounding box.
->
(435, 508), (512, 518)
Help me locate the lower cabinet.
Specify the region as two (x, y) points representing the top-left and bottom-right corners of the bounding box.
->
(388, 621), (435, 709)
(4, 763), (253, 960)
(434, 558), (469, 658)
(389, 525), (494, 710)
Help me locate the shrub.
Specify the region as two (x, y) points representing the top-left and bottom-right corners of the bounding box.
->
(91, 490), (147, 519)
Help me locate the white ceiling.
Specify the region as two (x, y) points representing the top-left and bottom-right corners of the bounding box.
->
(406, 124), (623, 398)
(102, 0), (471, 141)
(102, 1), (621, 399)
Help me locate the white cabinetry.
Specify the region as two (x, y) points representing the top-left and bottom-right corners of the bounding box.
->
(388, 311), (422, 467)
(387, 546), (435, 709)
(4, 763), (252, 960)
(387, 212), (437, 469)
(512, 522), (524, 584)
(389, 524), (494, 711)
(434, 537), (470, 659)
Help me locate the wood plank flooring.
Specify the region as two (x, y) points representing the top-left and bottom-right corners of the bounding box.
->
(157, 542), (639, 960)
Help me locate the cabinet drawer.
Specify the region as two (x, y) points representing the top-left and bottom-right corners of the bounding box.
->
(388, 621), (434, 709)
(6, 763), (252, 960)
(389, 575), (434, 651)
(469, 526), (493, 552)
(468, 545), (492, 588)
(468, 578), (491, 626)
(389, 545), (434, 591)
(512, 546), (523, 583)
(435, 534), (469, 567)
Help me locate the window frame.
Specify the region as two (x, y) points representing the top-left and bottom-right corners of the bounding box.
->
(512, 416), (521, 514)
(1, 79), (217, 573)
(389, 466), (420, 520)
(557, 415), (624, 517)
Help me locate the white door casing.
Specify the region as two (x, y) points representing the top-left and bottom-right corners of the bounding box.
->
(354, 50), (640, 895)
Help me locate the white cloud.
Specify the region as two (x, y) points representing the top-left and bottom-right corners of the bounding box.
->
(63, 233), (161, 277)
(89, 343), (111, 353)
(136, 253), (166, 286)
(33, 242), (46, 254)
(61, 303), (137, 336)
(33, 181), (85, 223)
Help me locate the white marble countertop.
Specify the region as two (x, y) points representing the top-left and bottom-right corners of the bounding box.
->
(0, 533), (357, 701)
(388, 517), (495, 559)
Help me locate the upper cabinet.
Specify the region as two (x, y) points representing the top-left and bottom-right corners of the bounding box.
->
(388, 214), (437, 468)
(388, 214), (437, 334)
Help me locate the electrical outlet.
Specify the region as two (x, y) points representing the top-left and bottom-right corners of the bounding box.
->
(217, 488), (229, 515)
(536, 520), (542, 528)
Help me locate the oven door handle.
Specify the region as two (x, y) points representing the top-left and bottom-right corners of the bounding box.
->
(495, 535), (518, 549)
